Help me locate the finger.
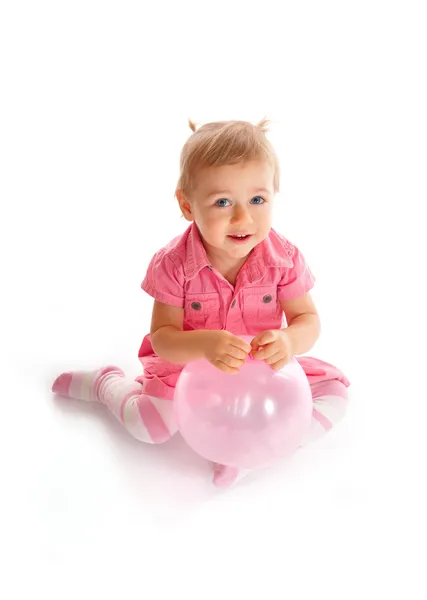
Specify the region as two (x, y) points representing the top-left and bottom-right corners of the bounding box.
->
(228, 346), (250, 361)
(252, 346), (279, 361)
(263, 351), (284, 365)
(249, 334), (263, 350)
(222, 354), (246, 369)
(231, 337), (252, 355)
(213, 360), (240, 375)
(251, 330), (276, 349)
(270, 357), (288, 371)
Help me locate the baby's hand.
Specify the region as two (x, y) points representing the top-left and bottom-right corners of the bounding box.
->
(250, 329), (294, 370)
(201, 330), (252, 374)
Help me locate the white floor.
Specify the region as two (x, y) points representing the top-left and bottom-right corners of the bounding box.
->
(3, 346), (426, 599)
(2, 2), (426, 598)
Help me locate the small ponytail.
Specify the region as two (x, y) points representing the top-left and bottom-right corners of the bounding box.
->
(188, 119), (198, 132)
(257, 118), (271, 133)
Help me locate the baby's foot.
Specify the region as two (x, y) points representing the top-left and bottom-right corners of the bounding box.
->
(51, 366), (124, 402)
(212, 464), (250, 488)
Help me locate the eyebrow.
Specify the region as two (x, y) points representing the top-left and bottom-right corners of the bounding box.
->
(206, 188), (272, 199)
(206, 190), (232, 199)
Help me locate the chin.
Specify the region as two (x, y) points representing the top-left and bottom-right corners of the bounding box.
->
(233, 242), (257, 256)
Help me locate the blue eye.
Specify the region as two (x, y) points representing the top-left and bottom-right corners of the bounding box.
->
(216, 198), (230, 207)
(251, 196), (265, 204)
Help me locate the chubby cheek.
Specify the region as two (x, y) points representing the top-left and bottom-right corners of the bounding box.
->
(258, 212), (273, 237)
(200, 213), (226, 240)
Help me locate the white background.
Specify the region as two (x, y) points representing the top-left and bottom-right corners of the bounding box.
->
(1, 1), (426, 598)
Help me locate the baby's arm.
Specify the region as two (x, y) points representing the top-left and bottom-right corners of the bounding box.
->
(280, 292), (321, 355)
(150, 300), (251, 371)
(150, 300), (208, 363)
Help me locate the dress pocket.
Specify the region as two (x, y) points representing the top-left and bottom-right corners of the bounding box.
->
(184, 293), (222, 330)
(242, 286), (280, 324)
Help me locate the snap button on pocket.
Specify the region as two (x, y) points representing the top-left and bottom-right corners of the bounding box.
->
(262, 294), (273, 304)
(191, 301), (202, 310)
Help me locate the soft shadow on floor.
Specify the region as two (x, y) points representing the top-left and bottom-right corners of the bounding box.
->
(50, 393), (228, 522)
(48, 382), (361, 525)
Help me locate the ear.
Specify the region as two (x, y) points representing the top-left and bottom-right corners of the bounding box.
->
(176, 189), (195, 222)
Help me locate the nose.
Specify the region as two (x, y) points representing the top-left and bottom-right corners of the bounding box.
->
(230, 204), (253, 227)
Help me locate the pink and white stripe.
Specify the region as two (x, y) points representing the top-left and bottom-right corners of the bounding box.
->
(52, 365), (350, 486)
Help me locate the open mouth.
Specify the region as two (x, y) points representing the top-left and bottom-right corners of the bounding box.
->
(227, 233), (253, 243)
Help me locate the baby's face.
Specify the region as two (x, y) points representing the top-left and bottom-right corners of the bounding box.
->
(182, 160), (275, 263)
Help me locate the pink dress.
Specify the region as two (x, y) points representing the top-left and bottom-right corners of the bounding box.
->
(135, 222), (350, 400)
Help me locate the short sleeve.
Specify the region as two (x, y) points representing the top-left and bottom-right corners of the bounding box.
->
(141, 250), (185, 307)
(277, 245), (315, 301)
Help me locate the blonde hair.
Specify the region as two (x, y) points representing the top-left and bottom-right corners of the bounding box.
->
(176, 118), (280, 194)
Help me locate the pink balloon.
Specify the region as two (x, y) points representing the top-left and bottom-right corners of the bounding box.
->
(174, 339), (313, 469)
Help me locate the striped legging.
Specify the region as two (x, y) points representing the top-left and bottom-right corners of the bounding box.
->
(98, 357), (350, 448)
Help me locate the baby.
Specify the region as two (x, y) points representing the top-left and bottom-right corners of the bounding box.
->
(52, 119), (350, 488)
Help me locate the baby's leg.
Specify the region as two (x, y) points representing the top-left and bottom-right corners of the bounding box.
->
(212, 464), (251, 488)
(300, 379), (349, 446)
(52, 367), (177, 443)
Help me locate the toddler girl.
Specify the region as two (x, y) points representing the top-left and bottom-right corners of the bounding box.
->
(52, 119), (350, 488)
